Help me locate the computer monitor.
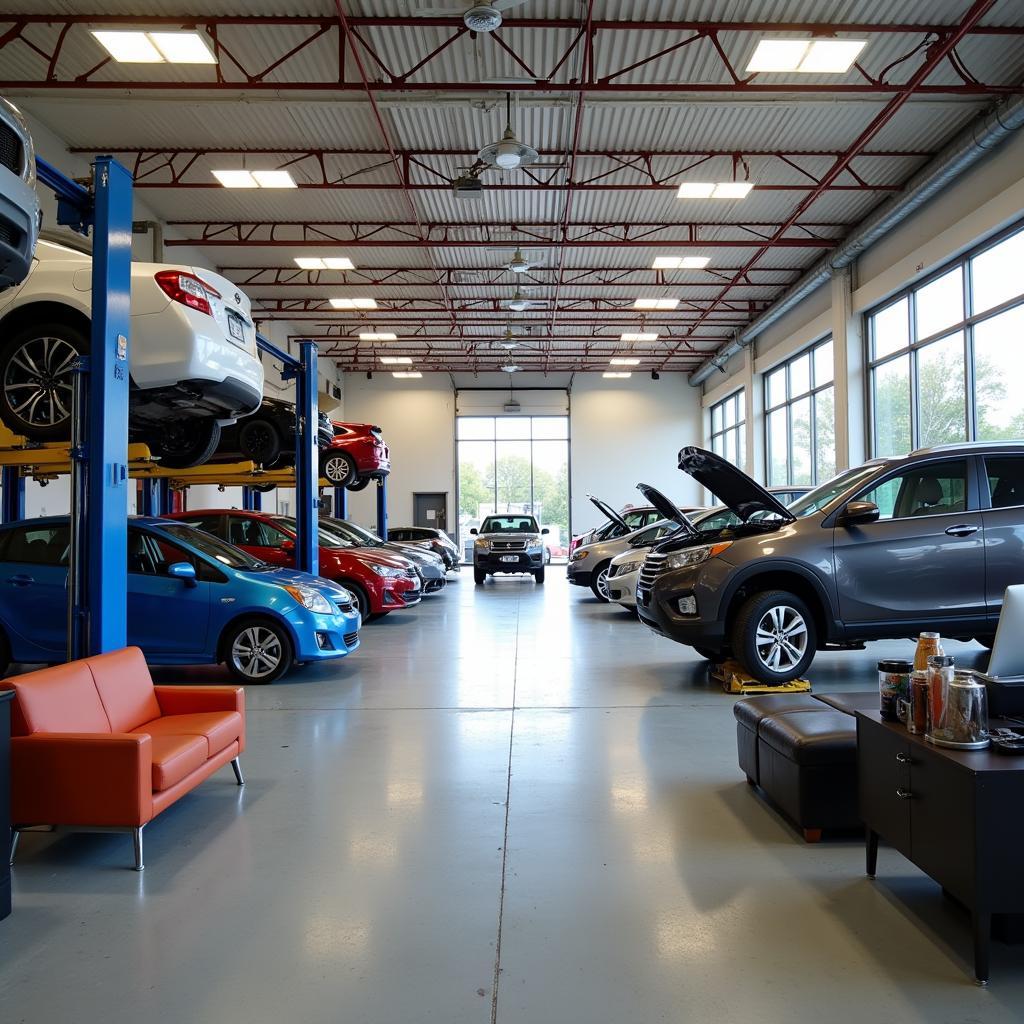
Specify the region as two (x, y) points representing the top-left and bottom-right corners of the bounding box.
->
(979, 585), (1024, 680)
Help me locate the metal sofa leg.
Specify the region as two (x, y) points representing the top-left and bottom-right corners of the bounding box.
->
(231, 757), (245, 786)
(133, 826), (145, 872)
(9, 828), (20, 866)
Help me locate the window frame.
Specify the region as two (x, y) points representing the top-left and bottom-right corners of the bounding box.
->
(866, 220), (1024, 457)
(708, 389), (745, 470)
(849, 454), (984, 522)
(762, 336), (835, 487)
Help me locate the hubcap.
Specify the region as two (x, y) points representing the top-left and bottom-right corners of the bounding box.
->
(596, 567), (611, 600)
(230, 626), (283, 679)
(753, 605), (808, 674)
(4, 336), (79, 429)
(324, 455), (351, 484)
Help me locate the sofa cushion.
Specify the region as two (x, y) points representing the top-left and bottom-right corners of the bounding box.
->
(88, 647), (161, 733)
(148, 734), (207, 792)
(733, 694), (824, 731)
(815, 691), (879, 715)
(758, 710), (856, 767)
(1, 661), (111, 736)
(136, 711), (243, 758)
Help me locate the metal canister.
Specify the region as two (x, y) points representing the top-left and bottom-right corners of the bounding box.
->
(878, 659), (912, 721)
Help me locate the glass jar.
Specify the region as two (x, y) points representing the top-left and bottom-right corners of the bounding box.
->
(909, 670), (929, 734)
(914, 632), (943, 672)
(926, 655), (954, 735)
(878, 659), (912, 721)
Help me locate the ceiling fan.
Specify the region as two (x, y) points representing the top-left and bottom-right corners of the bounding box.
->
(413, 1), (530, 34)
(507, 286), (547, 312)
(487, 246), (542, 273)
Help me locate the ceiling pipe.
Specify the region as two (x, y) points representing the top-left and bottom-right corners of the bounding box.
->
(689, 89), (1024, 387)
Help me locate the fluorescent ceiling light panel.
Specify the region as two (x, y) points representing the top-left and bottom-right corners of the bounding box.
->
(603, 371), (632, 379)
(620, 332), (659, 342)
(380, 356), (411, 365)
(295, 257), (326, 270)
(652, 256), (683, 269)
(148, 31), (217, 64)
(212, 169), (258, 188)
(91, 31), (164, 63)
(329, 298), (377, 309)
(746, 39), (811, 72)
(799, 39), (867, 73)
(676, 182), (715, 199)
(251, 170), (297, 188)
(501, 364), (521, 372)
(610, 358), (641, 366)
(361, 332), (398, 341)
(680, 256), (711, 269)
(323, 257), (354, 270)
(295, 257), (355, 271)
(634, 298), (679, 310)
(712, 181), (754, 199)
(392, 371), (422, 379)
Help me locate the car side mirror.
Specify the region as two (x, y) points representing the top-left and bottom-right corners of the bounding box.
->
(167, 561), (197, 587)
(280, 539), (295, 552)
(470, 528), (478, 535)
(838, 500), (880, 527)
(541, 528), (549, 535)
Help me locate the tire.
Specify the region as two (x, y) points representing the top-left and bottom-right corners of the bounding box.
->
(152, 419), (222, 469)
(222, 617), (293, 684)
(0, 320), (87, 441)
(730, 590), (817, 684)
(321, 450), (357, 486)
(238, 417), (283, 467)
(534, 567), (545, 584)
(590, 561), (612, 602)
(347, 475), (371, 492)
(474, 567), (486, 584)
(340, 581), (371, 621)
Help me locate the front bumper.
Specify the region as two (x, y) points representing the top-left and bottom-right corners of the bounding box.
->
(607, 567), (641, 607)
(383, 577), (421, 608)
(567, 560), (593, 586)
(288, 605), (362, 661)
(0, 168), (39, 290)
(476, 551), (544, 573)
(635, 563), (728, 648)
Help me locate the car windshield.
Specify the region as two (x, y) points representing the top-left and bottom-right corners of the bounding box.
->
(480, 515), (539, 533)
(274, 516), (353, 549)
(786, 464), (886, 518)
(158, 523), (261, 569)
(322, 518), (380, 546)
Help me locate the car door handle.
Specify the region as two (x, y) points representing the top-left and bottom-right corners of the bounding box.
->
(944, 524), (979, 537)
(7, 574), (34, 586)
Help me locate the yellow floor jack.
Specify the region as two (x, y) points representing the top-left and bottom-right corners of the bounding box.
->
(709, 659), (812, 695)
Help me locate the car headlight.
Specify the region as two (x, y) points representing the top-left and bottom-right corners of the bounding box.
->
(570, 549), (589, 561)
(370, 564), (403, 578)
(616, 559), (644, 576)
(283, 584), (334, 615)
(475, 538), (491, 550)
(663, 541), (732, 571)
(526, 540), (542, 553)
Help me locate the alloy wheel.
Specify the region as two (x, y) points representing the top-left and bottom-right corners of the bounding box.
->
(595, 566), (611, 600)
(230, 626), (283, 680)
(4, 336), (79, 430)
(323, 454), (353, 484)
(753, 605), (808, 673)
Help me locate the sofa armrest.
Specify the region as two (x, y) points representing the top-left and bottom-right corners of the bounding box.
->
(153, 685), (244, 716)
(10, 733), (153, 827)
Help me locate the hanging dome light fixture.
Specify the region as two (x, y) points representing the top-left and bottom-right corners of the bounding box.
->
(478, 93), (538, 170)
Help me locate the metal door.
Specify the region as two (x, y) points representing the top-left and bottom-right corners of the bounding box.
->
(414, 492), (447, 532)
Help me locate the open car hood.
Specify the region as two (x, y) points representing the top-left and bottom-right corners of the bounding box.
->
(677, 447), (795, 523)
(635, 484), (698, 536)
(587, 493), (629, 531)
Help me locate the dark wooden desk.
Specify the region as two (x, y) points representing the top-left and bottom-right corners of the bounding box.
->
(857, 709), (1024, 984)
(1, 689), (13, 921)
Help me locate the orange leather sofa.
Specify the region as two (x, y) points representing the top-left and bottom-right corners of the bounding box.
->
(1, 647), (245, 870)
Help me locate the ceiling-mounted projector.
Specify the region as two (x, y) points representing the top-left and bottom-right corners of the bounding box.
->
(503, 398), (521, 412)
(452, 172), (484, 200)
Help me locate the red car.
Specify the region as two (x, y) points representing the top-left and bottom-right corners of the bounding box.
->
(166, 509), (420, 620)
(321, 421), (391, 490)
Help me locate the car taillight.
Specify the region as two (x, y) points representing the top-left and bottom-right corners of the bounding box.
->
(154, 270), (221, 317)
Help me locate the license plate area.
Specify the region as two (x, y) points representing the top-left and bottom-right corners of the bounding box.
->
(227, 313), (245, 343)
(500, 554), (519, 563)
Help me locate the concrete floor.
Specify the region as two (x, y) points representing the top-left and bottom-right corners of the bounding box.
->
(1, 570), (1022, 1022)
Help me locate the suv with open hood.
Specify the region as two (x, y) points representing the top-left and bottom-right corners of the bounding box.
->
(636, 444), (1024, 683)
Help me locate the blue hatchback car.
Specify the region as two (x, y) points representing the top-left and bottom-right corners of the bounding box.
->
(0, 516), (361, 683)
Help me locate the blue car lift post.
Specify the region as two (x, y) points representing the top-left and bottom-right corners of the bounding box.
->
(255, 334), (318, 576)
(35, 155), (134, 659)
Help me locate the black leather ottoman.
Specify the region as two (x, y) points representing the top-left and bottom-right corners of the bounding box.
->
(733, 693), (825, 786)
(814, 691), (879, 715)
(757, 710), (859, 842)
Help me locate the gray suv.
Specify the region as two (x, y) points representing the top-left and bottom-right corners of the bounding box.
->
(637, 443), (1024, 683)
(472, 514), (548, 584)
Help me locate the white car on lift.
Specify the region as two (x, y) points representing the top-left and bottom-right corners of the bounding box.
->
(0, 238), (263, 466)
(0, 97), (42, 291)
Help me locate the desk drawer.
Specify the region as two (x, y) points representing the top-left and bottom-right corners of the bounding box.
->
(858, 717), (911, 857)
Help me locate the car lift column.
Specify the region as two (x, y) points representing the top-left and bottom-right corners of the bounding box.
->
(1, 468), (24, 523)
(241, 486), (262, 512)
(334, 485), (347, 520)
(293, 340), (319, 576)
(376, 476), (388, 540)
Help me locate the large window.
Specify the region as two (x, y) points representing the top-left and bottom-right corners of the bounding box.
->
(764, 338), (835, 486)
(868, 223), (1024, 456)
(709, 390), (745, 468)
(456, 416), (569, 563)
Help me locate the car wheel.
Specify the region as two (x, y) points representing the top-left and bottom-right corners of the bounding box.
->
(731, 590), (817, 684)
(321, 451), (357, 486)
(340, 580), (373, 621)
(239, 417), (282, 467)
(223, 617), (293, 684)
(474, 567), (486, 585)
(152, 419), (222, 469)
(347, 476), (371, 492)
(590, 562), (612, 602)
(534, 567), (545, 584)
(0, 321), (86, 441)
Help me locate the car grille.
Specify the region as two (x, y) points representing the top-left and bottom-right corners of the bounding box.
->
(0, 222), (19, 247)
(491, 540), (526, 552)
(343, 631), (359, 646)
(337, 600), (354, 613)
(0, 122), (22, 175)
(403, 568), (419, 580)
(637, 552), (669, 603)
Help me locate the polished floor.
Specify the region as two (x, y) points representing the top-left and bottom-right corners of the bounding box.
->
(2, 571), (1022, 1022)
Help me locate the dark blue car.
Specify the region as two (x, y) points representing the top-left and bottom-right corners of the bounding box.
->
(0, 516), (361, 683)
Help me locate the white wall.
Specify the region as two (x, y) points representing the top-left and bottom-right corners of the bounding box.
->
(339, 370), (702, 538)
